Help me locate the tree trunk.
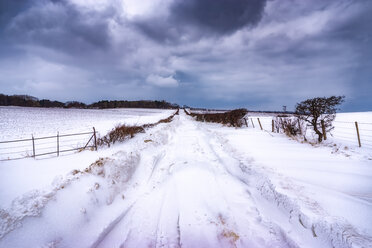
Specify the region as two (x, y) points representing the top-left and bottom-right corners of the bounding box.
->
(312, 118), (323, 142)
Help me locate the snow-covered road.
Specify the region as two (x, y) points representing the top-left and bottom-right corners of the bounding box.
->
(0, 111), (371, 248)
(90, 111), (297, 248)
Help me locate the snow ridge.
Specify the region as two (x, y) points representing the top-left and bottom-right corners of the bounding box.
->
(0, 174), (78, 239)
(206, 128), (372, 248)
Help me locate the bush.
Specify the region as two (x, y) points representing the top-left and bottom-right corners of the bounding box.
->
(98, 109), (179, 147)
(97, 125), (145, 147)
(187, 108), (248, 127)
(275, 117), (303, 137)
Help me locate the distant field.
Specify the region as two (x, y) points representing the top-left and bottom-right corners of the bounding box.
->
(0, 107), (174, 160)
(0, 106), (174, 140)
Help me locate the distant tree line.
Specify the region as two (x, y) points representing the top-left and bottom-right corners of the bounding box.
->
(0, 94), (179, 109)
(89, 100), (178, 109)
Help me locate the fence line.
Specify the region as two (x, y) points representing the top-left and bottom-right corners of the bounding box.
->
(0, 128), (97, 161)
(246, 117), (372, 149)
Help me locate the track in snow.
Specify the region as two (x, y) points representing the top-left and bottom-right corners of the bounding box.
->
(1, 111), (364, 248)
(91, 112), (298, 248)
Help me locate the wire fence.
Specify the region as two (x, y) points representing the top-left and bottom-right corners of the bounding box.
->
(332, 121), (372, 149)
(243, 117), (372, 149)
(0, 128), (97, 161)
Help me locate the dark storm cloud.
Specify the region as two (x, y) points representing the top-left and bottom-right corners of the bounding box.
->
(327, 1), (372, 111)
(171, 0), (266, 34)
(324, 1), (372, 53)
(135, 0), (267, 43)
(0, 0), (30, 28)
(5, 0), (116, 53)
(0, 0), (371, 111)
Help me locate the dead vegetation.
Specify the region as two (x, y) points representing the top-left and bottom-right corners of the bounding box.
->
(97, 125), (145, 147)
(275, 117), (303, 137)
(142, 108), (179, 128)
(70, 157), (111, 177)
(97, 109), (179, 147)
(184, 108), (248, 127)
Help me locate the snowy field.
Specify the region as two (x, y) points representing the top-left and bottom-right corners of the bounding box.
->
(246, 112), (372, 154)
(0, 106), (174, 161)
(0, 110), (371, 247)
(0, 106), (174, 140)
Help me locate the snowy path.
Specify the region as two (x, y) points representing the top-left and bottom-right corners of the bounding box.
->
(90, 113), (297, 248)
(0, 112), (371, 248)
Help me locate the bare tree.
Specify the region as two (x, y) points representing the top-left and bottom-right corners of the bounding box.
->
(295, 96), (345, 142)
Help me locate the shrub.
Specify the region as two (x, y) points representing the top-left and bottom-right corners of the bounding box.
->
(187, 108), (248, 127)
(98, 109), (179, 147)
(97, 125), (145, 147)
(275, 117), (302, 137)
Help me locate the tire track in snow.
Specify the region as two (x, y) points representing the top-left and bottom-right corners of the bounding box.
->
(90, 203), (135, 248)
(97, 113), (304, 247)
(202, 124), (372, 248)
(107, 113), (301, 248)
(4, 111), (365, 247)
(192, 122), (302, 248)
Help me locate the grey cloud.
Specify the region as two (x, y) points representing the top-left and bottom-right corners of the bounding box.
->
(171, 0), (266, 34)
(0, 0), (372, 111)
(324, 1), (372, 53)
(0, 0), (31, 27)
(135, 0), (267, 43)
(6, 0), (117, 53)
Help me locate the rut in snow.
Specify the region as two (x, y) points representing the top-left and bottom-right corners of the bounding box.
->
(1, 112), (371, 248)
(91, 113), (298, 248)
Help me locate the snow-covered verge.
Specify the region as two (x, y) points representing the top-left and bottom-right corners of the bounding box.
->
(207, 121), (372, 247)
(0, 111), (371, 248)
(245, 112), (372, 159)
(333, 112), (372, 150)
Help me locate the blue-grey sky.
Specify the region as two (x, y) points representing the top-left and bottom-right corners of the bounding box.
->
(0, 0), (371, 111)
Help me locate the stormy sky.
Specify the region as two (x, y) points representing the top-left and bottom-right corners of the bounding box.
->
(0, 0), (371, 111)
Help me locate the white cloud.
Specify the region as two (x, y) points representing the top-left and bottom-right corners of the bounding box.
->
(146, 74), (179, 87)
(122, 0), (172, 19)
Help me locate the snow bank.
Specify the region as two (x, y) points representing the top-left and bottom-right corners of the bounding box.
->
(209, 118), (372, 247)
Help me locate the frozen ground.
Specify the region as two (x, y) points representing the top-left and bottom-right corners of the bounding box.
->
(0, 110), (371, 248)
(0, 106), (174, 140)
(0, 107), (174, 160)
(246, 112), (372, 154)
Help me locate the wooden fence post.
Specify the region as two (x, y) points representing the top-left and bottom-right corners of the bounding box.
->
(57, 132), (59, 157)
(32, 135), (35, 158)
(272, 120), (274, 132)
(93, 127), (97, 151)
(355, 121), (361, 147)
(298, 119), (302, 135)
(244, 118), (248, 127)
(321, 120), (327, 140)
(257, 118), (263, 130)
(250, 118), (255, 128)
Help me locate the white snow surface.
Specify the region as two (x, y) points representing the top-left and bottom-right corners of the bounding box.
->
(0, 106), (174, 140)
(0, 107), (174, 161)
(246, 112), (372, 155)
(0, 110), (371, 248)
